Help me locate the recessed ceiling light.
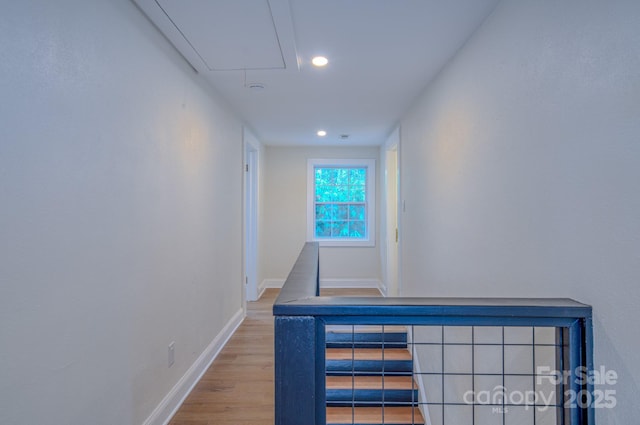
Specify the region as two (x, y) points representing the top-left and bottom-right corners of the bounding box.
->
(311, 56), (329, 67)
(317, 130), (327, 137)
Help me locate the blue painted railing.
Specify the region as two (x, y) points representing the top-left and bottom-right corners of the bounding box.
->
(273, 242), (594, 425)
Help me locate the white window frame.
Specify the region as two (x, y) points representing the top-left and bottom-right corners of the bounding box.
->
(307, 158), (376, 247)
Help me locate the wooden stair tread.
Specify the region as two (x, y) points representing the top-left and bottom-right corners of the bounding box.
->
(326, 407), (424, 424)
(326, 348), (412, 361)
(326, 325), (407, 334)
(325, 329), (421, 424)
(327, 375), (417, 390)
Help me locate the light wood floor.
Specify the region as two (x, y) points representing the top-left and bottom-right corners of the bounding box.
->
(169, 288), (381, 425)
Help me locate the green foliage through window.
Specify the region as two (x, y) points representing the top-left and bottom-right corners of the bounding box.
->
(314, 166), (367, 239)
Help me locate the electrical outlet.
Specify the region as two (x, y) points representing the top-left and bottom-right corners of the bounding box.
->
(168, 342), (175, 368)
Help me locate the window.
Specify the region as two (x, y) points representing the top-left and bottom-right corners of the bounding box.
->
(307, 159), (375, 247)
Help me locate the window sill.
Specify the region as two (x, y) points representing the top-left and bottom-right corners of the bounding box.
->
(313, 239), (375, 247)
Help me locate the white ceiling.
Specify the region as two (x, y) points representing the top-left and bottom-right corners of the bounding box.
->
(134, 0), (500, 146)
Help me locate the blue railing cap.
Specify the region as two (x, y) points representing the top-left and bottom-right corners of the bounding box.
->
(273, 295), (592, 318)
(274, 242), (319, 306)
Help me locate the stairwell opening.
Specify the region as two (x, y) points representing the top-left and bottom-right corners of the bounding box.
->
(325, 325), (565, 425)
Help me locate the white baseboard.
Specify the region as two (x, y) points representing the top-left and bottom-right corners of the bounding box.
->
(320, 278), (383, 290)
(143, 308), (245, 425)
(257, 285), (267, 300)
(260, 279), (286, 293)
(378, 281), (388, 297)
(260, 278), (383, 292)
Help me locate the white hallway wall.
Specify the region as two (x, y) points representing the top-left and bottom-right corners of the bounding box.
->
(400, 0), (640, 422)
(262, 146), (381, 287)
(0, 1), (243, 424)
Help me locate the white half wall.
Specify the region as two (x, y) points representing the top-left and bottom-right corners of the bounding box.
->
(262, 146), (381, 283)
(400, 0), (640, 423)
(0, 1), (244, 424)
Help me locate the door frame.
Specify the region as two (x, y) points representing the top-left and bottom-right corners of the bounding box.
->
(384, 128), (401, 296)
(243, 129), (260, 302)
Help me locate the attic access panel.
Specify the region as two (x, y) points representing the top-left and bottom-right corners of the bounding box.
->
(154, 0), (285, 71)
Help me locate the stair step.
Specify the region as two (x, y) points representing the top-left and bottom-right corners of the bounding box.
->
(327, 376), (417, 390)
(326, 376), (419, 407)
(326, 348), (412, 361)
(326, 406), (425, 425)
(326, 348), (413, 376)
(326, 326), (408, 333)
(325, 330), (422, 423)
(326, 328), (407, 349)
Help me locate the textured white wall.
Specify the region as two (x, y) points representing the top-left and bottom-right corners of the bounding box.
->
(0, 1), (243, 424)
(400, 0), (640, 422)
(262, 146), (381, 282)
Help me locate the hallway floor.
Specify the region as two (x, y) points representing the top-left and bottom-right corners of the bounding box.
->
(169, 287), (381, 425)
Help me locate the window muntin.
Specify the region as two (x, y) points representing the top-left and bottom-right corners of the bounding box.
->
(307, 159), (375, 247)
